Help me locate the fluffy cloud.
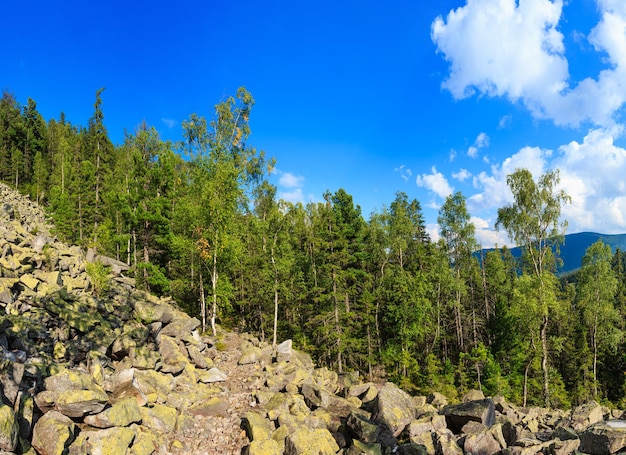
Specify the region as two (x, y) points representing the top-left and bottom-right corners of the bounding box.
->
(554, 128), (626, 233)
(416, 166), (454, 198)
(468, 145), (549, 213)
(278, 188), (305, 204)
(274, 170), (307, 204)
(452, 168), (471, 182)
(468, 132), (490, 158)
(454, 128), (626, 246)
(432, 0), (626, 127)
(471, 216), (510, 248)
(278, 171), (304, 188)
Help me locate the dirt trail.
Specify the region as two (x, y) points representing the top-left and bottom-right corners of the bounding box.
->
(162, 331), (263, 454)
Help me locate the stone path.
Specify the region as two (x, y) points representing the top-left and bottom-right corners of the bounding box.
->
(161, 332), (263, 454)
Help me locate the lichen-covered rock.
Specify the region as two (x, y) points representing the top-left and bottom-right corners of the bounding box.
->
(406, 431), (435, 454)
(248, 438), (281, 455)
(197, 367), (228, 383)
(238, 346), (263, 365)
(463, 426), (503, 454)
(284, 428), (340, 455)
(346, 439), (383, 455)
(157, 335), (189, 374)
(83, 397), (142, 428)
(44, 368), (102, 393)
(68, 426), (135, 455)
(57, 389), (110, 418)
(548, 437), (580, 455)
(16, 391), (35, 441)
(375, 382), (417, 437)
(243, 411), (274, 442)
(427, 392), (448, 409)
(434, 432), (463, 455)
(569, 400), (605, 432)
(130, 345), (160, 370)
(36, 388), (109, 418)
(462, 389), (485, 402)
(347, 411), (379, 444)
(140, 403), (178, 433)
(186, 344), (212, 369)
(348, 383), (378, 405)
(0, 359), (24, 406)
(31, 410), (75, 455)
(159, 315), (200, 339)
(128, 423), (160, 455)
(0, 403), (18, 452)
(404, 415), (440, 445)
(275, 339), (293, 363)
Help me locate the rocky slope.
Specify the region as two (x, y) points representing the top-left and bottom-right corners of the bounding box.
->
(2, 181), (626, 455)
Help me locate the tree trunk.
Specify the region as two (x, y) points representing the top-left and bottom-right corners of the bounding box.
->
(333, 268), (343, 373)
(593, 312), (598, 398)
(523, 358), (532, 408)
(132, 230), (137, 269)
(271, 236), (279, 349)
(541, 314), (550, 407)
(78, 194), (83, 241)
(210, 247), (218, 337)
(127, 235), (131, 266)
(199, 271), (206, 333)
(455, 290), (464, 351)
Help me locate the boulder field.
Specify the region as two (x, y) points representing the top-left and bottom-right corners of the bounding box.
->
(2, 182), (626, 455)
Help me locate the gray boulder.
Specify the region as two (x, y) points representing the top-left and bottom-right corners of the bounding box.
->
(442, 398), (496, 434)
(375, 382), (417, 436)
(579, 420), (626, 455)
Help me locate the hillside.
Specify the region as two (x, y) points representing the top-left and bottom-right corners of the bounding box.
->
(558, 232), (626, 274)
(482, 232), (626, 275)
(5, 185), (626, 454)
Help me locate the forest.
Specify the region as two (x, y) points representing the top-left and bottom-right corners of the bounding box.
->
(2, 87), (626, 410)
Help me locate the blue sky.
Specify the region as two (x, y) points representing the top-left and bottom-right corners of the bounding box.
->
(4, 0), (626, 247)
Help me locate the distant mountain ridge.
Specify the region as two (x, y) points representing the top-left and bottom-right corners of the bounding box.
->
(483, 232), (626, 275)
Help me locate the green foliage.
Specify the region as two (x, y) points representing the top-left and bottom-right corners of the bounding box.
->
(136, 262), (170, 296)
(86, 262), (111, 298)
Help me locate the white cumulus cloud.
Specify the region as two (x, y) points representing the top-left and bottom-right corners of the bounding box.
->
(452, 168), (471, 182)
(278, 171), (304, 188)
(416, 166), (454, 198)
(469, 145), (549, 213)
(447, 127), (626, 246)
(278, 188), (305, 205)
(554, 128), (626, 233)
(471, 216), (510, 248)
(274, 170), (307, 204)
(432, 0), (626, 127)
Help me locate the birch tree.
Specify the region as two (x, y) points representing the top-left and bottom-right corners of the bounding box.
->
(496, 168), (570, 406)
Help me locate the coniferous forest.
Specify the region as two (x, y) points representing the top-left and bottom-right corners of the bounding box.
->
(3, 87), (626, 410)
